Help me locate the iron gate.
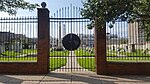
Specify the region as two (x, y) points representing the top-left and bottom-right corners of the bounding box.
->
(49, 6), (95, 72)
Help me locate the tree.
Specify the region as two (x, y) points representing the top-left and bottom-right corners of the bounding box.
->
(0, 0), (39, 15)
(81, 0), (150, 43)
(81, 0), (150, 29)
(143, 20), (150, 41)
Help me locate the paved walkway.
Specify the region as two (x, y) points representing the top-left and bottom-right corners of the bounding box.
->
(54, 51), (92, 72)
(0, 72), (150, 84)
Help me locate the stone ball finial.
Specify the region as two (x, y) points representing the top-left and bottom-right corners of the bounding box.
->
(41, 2), (46, 8)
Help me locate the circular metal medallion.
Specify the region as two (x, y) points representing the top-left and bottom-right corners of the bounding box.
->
(62, 33), (80, 51)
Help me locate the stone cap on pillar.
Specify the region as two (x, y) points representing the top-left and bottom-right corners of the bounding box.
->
(41, 2), (47, 8)
(37, 2), (49, 13)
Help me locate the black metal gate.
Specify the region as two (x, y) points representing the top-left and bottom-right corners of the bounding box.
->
(49, 6), (95, 72)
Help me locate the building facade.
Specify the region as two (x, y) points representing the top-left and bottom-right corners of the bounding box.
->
(128, 22), (145, 44)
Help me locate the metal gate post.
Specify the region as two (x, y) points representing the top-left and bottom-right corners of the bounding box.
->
(37, 4), (50, 73)
(94, 19), (107, 75)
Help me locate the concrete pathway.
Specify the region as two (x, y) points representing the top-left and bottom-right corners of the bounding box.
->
(0, 72), (150, 84)
(54, 51), (92, 72)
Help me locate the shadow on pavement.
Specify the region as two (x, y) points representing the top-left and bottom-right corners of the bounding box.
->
(0, 75), (23, 83)
(0, 72), (150, 84)
(46, 72), (150, 83)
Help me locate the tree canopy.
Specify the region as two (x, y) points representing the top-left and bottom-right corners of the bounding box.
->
(0, 0), (39, 15)
(81, 0), (150, 28)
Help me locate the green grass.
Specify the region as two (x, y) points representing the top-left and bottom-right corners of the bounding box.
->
(22, 49), (37, 54)
(107, 57), (150, 62)
(77, 57), (150, 72)
(75, 49), (94, 57)
(0, 57), (67, 71)
(120, 51), (150, 56)
(75, 49), (117, 57)
(108, 49), (150, 56)
(50, 50), (69, 57)
(107, 49), (150, 62)
(0, 49), (37, 62)
(107, 53), (116, 56)
(2, 51), (21, 56)
(0, 57), (37, 62)
(1, 49), (69, 57)
(50, 58), (67, 71)
(77, 58), (96, 72)
(1, 49), (37, 57)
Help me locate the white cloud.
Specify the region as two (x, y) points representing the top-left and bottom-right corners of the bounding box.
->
(0, 12), (15, 17)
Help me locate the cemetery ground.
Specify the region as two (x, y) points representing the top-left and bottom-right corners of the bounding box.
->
(0, 45), (150, 71)
(75, 46), (150, 71)
(0, 49), (68, 71)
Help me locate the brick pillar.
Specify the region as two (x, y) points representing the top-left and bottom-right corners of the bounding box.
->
(37, 8), (50, 73)
(94, 19), (107, 75)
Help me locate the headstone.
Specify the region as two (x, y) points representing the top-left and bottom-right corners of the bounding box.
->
(125, 45), (128, 51)
(117, 47), (120, 52)
(29, 44), (36, 49)
(5, 42), (11, 51)
(33, 44), (36, 49)
(0, 45), (2, 53)
(129, 44), (136, 52)
(148, 51), (150, 54)
(13, 42), (22, 52)
(112, 46), (115, 51)
(142, 48), (149, 54)
(122, 45), (128, 52)
(57, 22), (63, 51)
(0, 44), (5, 53)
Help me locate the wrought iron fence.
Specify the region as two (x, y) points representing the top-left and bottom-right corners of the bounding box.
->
(106, 20), (150, 62)
(0, 17), (38, 62)
(49, 5), (95, 72)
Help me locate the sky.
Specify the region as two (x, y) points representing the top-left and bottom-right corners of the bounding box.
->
(0, 0), (128, 38)
(0, 0), (86, 38)
(0, 0), (84, 17)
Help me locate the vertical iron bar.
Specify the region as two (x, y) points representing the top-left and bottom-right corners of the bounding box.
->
(56, 10), (59, 71)
(53, 15), (55, 71)
(70, 4), (73, 72)
(64, 7), (66, 72)
(67, 6), (69, 72)
(76, 7), (79, 71)
(0, 17), (2, 61)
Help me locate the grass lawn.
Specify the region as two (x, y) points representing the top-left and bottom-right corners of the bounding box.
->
(22, 49), (37, 54)
(107, 53), (116, 56)
(2, 51), (21, 57)
(0, 49), (69, 57)
(75, 49), (117, 57)
(0, 57), (37, 62)
(75, 49), (94, 57)
(77, 57), (150, 72)
(50, 58), (67, 71)
(77, 58), (96, 72)
(50, 50), (69, 57)
(120, 51), (150, 56)
(107, 57), (150, 62)
(0, 57), (67, 71)
(1, 49), (37, 57)
(0, 50), (68, 71)
(108, 49), (150, 56)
